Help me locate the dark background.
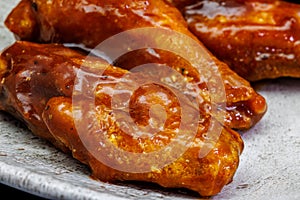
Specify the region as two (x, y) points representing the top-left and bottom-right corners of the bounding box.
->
(0, 183), (47, 199)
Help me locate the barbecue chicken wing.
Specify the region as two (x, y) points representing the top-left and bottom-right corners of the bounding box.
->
(4, 0), (267, 130)
(0, 41), (244, 197)
(180, 0), (300, 81)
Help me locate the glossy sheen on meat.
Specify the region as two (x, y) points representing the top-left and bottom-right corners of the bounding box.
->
(181, 0), (300, 81)
(0, 41), (244, 196)
(4, 0), (267, 130)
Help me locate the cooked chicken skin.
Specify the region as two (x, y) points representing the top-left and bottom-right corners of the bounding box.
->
(181, 0), (300, 81)
(4, 0), (267, 130)
(0, 41), (244, 197)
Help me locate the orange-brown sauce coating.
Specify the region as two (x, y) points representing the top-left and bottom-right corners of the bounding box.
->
(4, 0), (267, 130)
(183, 0), (300, 81)
(0, 41), (243, 197)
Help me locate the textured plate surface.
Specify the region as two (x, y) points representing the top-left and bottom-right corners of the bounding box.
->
(0, 0), (299, 199)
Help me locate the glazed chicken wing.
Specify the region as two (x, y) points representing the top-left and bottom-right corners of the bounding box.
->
(180, 0), (300, 81)
(4, 0), (267, 130)
(0, 41), (244, 197)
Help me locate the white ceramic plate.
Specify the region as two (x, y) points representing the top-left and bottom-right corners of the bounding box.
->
(0, 1), (299, 199)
